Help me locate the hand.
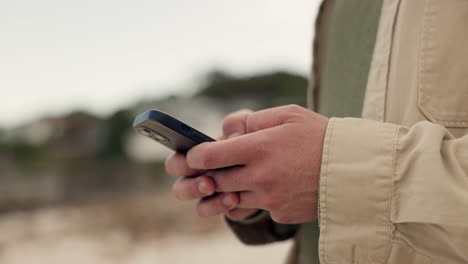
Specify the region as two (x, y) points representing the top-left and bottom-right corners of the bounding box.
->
(166, 110), (260, 221)
(170, 105), (329, 224)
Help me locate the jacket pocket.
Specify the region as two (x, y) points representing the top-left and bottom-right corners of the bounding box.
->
(418, 0), (468, 127)
(388, 243), (436, 264)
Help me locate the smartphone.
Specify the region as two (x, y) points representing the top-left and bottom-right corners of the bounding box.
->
(133, 109), (215, 153)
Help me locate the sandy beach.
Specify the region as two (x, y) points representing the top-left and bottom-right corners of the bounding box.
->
(0, 195), (291, 264)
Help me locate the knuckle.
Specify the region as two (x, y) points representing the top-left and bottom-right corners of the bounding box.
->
(245, 113), (258, 133)
(229, 109), (252, 118)
(223, 112), (239, 125)
(251, 170), (273, 191)
(284, 104), (303, 113)
(253, 138), (270, 158)
(222, 110), (252, 134)
(251, 171), (266, 187)
(222, 119), (240, 135)
(283, 105), (307, 123)
(216, 200), (229, 213)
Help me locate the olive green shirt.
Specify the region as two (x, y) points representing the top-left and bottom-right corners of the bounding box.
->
(299, 1), (384, 263)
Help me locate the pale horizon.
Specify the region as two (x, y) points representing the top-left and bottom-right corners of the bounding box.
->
(0, 0), (320, 128)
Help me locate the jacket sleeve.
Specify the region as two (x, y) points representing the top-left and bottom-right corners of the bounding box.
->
(318, 118), (468, 264)
(225, 210), (298, 245)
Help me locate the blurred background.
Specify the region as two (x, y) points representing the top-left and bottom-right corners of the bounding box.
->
(0, 0), (320, 263)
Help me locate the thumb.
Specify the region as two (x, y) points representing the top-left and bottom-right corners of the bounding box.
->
(222, 109), (253, 138)
(246, 105), (307, 133)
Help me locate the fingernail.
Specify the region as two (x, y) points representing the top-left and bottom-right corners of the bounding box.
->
(198, 181), (211, 195)
(223, 195), (234, 208)
(228, 133), (242, 139)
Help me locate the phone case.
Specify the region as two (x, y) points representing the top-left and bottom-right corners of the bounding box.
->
(133, 110), (215, 153)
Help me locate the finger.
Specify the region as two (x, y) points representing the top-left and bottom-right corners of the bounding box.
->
(186, 135), (260, 170)
(172, 176), (215, 201)
(208, 166), (253, 192)
(225, 208), (260, 222)
(197, 192), (239, 217)
(165, 152), (203, 177)
(246, 104), (307, 133)
(222, 109), (253, 138)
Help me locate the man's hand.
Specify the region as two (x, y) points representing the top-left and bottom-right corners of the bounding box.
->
(166, 105), (329, 224)
(166, 109), (260, 221)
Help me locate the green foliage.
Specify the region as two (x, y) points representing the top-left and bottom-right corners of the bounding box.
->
(197, 70), (308, 108)
(4, 141), (45, 165)
(99, 109), (133, 160)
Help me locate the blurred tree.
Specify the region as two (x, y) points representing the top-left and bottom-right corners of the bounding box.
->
(197, 70), (308, 108)
(4, 141), (44, 165)
(39, 111), (105, 160)
(99, 109), (133, 160)
(0, 70), (309, 209)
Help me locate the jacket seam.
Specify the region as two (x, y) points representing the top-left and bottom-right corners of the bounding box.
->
(382, 0), (402, 122)
(319, 117), (336, 264)
(386, 126), (400, 263)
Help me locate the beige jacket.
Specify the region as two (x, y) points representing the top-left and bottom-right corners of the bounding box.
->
(313, 0), (468, 263)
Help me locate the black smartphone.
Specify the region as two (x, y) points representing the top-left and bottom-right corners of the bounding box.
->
(133, 109), (215, 153)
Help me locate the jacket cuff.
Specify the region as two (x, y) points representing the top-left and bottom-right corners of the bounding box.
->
(318, 118), (399, 264)
(225, 210), (298, 245)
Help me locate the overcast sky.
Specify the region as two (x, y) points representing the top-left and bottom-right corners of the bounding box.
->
(0, 0), (320, 127)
